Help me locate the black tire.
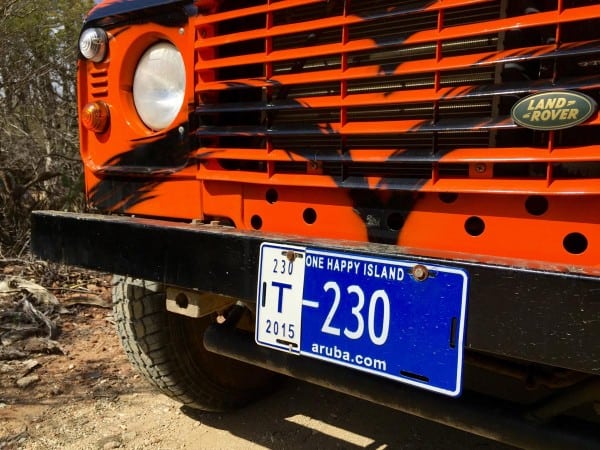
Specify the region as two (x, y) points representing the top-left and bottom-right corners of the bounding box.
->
(112, 276), (278, 411)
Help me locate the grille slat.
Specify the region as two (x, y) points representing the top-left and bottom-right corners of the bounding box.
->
(196, 75), (600, 113)
(195, 116), (522, 138)
(195, 146), (600, 165)
(198, 35), (600, 72)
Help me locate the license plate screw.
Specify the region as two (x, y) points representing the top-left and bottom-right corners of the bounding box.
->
(285, 250), (296, 262)
(412, 264), (429, 282)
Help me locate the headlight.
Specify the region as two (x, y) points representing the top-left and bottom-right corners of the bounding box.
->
(133, 42), (185, 131)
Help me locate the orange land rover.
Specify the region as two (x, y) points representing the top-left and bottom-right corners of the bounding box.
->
(32, 1), (599, 447)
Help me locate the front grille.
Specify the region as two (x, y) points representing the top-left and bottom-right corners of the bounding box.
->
(192, 0), (600, 194)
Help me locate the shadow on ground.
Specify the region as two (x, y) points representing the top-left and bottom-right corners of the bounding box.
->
(182, 378), (515, 450)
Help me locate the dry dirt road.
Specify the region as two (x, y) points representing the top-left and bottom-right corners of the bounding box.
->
(0, 268), (513, 450)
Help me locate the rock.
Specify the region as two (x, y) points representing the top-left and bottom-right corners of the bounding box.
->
(121, 431), (137, 441)
(21, 337), (64, 355)
(20, 359), (40, 376)
(102, 440), (121, 449)
(16, 374), (39, 388)
(97, 434), (123, 450)
(0, 348), (27, 360)
(87, 370), (102, 380)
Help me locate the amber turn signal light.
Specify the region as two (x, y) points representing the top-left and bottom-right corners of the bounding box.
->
(81, 101), (110, 133)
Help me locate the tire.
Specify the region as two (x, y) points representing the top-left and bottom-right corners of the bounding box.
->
(112, 276), (278, 411)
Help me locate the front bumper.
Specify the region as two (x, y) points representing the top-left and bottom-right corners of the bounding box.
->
(31, 210), (600, 375)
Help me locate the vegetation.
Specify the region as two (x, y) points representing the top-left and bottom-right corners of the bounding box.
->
(0, 0), (94, 257)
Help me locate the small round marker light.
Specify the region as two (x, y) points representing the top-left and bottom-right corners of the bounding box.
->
(79, 28), (108, 62)
(81, 101), (110, 133)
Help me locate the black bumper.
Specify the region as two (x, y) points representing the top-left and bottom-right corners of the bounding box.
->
(31, 210), (600, 375)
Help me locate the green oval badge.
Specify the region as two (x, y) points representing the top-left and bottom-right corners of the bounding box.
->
(511, 91), (597, 131)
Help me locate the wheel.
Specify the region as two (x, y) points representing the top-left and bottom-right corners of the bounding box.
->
(112, 276), (278, 411)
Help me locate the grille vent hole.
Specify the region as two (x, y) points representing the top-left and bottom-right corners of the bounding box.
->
(525, 196), (549, 216)
(439, 193), (459, 204)
(563, 233), (588, 255)
(251, 215), (263, 230)
(266, 189), (279, 204)
(303, 208), (317, 224)
(465, 216), (485, 236)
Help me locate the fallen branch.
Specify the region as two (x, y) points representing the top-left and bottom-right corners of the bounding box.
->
(62, 294), (111, 309)
(20, 298), (58, 339)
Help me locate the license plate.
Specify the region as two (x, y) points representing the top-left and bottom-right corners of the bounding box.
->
(255, 243), (469, 397)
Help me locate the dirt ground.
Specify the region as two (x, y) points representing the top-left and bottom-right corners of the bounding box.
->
(0, 264), (511, 450)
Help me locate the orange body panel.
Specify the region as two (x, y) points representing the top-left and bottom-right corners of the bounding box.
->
(79, 0), (600, 275)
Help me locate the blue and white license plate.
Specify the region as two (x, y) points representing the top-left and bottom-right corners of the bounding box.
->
(255, 243), (469, 397)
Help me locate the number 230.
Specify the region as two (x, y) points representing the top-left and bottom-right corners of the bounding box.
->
(273, 258), (293, 275)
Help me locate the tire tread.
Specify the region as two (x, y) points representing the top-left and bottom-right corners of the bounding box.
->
(112, 276), (275, 411)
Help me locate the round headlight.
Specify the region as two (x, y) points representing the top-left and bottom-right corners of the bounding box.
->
(79, 28), (108, 62)
(133, 42), (185, 131)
